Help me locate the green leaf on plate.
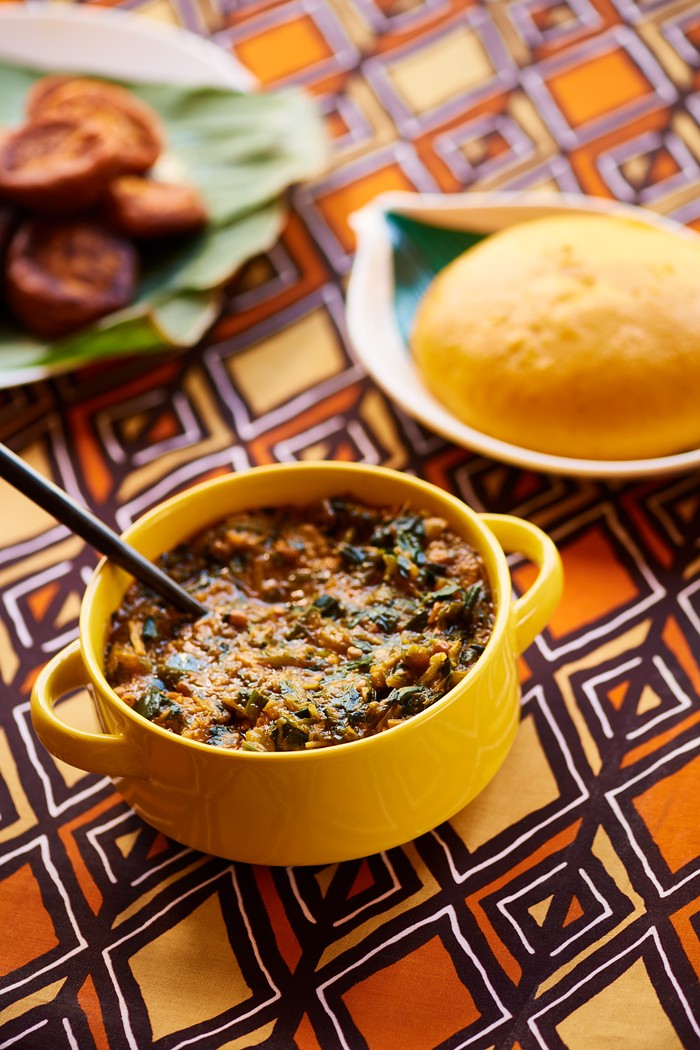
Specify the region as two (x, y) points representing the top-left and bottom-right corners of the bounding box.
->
(150, 292), (221, 347)
(387, 212), (486, 344)
(0, 61), (328, 378)
(134, 84), (327, 226)
(137, 200), (286, 298)
(0, 308), (164, 371)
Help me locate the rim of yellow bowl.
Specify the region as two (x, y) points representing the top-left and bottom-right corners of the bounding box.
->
(79, 462), (514, 761)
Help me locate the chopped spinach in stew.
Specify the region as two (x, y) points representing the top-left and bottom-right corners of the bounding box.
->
(105, 498), (495, 751)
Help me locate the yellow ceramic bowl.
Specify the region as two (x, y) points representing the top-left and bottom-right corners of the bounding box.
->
(31, 462), (563, 865)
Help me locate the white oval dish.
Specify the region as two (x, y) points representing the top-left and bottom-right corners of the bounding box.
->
(346, 190), (700, 479)
(0, 3), (254, 90)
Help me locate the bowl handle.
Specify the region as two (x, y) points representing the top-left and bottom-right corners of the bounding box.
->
(31, 639), (149, 780)
(479, 513), (563, 655)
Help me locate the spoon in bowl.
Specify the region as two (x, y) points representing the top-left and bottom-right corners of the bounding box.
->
(0, 442), (208, 618)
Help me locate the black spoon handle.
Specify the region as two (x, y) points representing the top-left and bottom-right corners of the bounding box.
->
(0, 442), (207, 618)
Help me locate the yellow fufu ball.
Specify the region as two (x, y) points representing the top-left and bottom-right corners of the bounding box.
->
(411, 214), (700, 460)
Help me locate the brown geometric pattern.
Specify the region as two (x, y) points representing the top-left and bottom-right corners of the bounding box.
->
(0, 0), (699, 1046)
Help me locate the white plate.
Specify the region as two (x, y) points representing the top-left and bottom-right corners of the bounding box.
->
(0, 4), (254, 90)
(346, 191), (700, 479)
(0, 3), (254, 387)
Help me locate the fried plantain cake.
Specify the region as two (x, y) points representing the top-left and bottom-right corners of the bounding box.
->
(6, 219), (138, 339)
(27, 77), (164, 175)
(24, 75), (73, 115)
(107, 175), (208, 239)
(0, 118), (119, 213)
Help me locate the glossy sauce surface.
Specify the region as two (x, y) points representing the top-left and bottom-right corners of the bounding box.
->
(105, 498), (495, 751)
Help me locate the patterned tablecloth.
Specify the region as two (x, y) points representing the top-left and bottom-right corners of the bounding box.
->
(1, 0), (700, 1047)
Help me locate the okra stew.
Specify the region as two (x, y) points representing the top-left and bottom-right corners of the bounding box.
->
(105, 498), (495, 751)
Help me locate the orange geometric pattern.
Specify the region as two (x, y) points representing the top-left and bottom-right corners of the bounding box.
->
(342, 936), (480, 1049)
(547, 48), (656, 126)
(0, 864), (59, 975)
(237, 17), (334, 84)
(0, 0), (699, 1047)
(633, 752), (700, 874)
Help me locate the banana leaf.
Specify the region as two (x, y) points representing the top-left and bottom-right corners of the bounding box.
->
(0, 61), (328, 379)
